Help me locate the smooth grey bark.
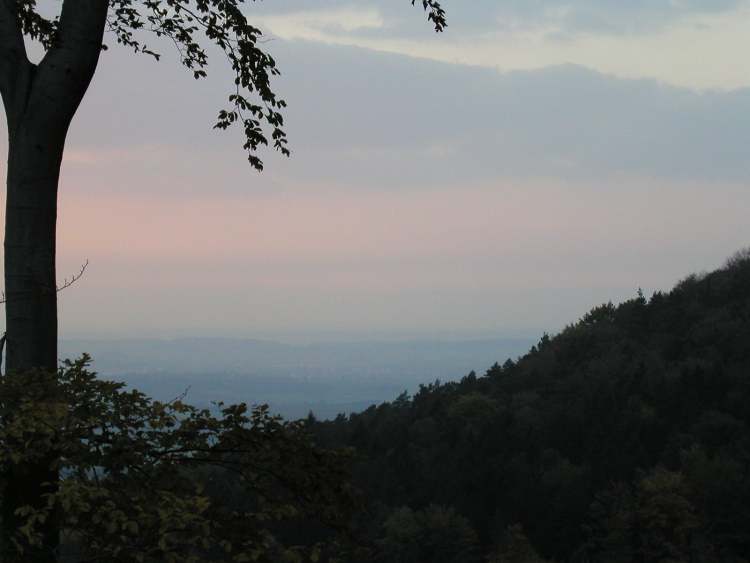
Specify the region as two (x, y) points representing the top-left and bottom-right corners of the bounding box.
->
(0, 2), (108, 560)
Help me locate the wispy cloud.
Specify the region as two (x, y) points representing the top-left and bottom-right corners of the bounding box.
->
(256, 6), (385, 42)
(253, 2), (750, 90)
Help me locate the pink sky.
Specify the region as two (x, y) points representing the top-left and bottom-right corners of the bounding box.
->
(2, 32), (749, 341)
(1, 164), (741, 339)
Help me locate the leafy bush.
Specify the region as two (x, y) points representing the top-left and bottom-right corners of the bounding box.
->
(0, 356), (360, 562)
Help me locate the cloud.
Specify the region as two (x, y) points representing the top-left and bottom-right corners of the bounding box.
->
(249, 1), (750, 90)
(489, 0), (745, 34)
(6, 40), (747, 199)
(263, 43), (750, 187)
(5, 39), (750, 195)
(251, 1), (746, 35)
(255, 6), (385, 41)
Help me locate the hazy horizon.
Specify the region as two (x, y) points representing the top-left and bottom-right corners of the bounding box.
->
(57, 335), (538, 419)
(57, 327), (547, 344)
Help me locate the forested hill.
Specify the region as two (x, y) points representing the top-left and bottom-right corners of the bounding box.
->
(314, 251), (750, 562)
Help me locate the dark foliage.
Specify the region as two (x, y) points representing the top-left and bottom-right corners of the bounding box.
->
(0, 357), (362, 562)
(314, 249), (750, 562)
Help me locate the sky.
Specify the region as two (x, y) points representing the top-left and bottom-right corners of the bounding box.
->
(2, 0), (750, 342)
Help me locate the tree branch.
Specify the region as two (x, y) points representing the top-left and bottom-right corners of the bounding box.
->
(54, 258), (89, 294)
(55, 0), (110, 65)
(0, 0), (27, 73)
(26, 0), (109, 134)
(0, 0), (32, 126)
(413, 0), (447, 32)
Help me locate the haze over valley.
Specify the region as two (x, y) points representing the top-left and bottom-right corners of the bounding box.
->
(59, 337), (534, 419)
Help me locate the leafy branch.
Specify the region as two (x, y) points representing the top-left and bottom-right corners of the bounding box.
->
(13, 0), (446, 171)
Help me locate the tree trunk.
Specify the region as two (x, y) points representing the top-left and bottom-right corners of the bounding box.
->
(1, 117), (65, 563)
(0, 2), (109, 560)
(5, 113), (62, 374)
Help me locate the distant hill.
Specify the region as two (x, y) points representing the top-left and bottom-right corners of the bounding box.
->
(59, 337), (534, 420)
(316, 250), (750, 562)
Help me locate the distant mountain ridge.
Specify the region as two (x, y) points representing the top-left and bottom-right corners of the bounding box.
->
(59, 337), (533, 375)
(59, 337), (534, 419)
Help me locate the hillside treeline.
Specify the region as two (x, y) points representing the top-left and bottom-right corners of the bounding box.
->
(17, 252), (750, 561)
(311, 251), (750, 562)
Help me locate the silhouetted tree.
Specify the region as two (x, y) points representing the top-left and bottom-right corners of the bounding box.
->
(0, 1), (445, 560)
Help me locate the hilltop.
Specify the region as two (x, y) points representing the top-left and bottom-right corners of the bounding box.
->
(315, 250), (750, 562)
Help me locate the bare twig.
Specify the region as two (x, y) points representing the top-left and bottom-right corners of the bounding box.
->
(56, 258), (89, 294)
(167, 386), (192, 405)
(0, 259), (89, 304)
